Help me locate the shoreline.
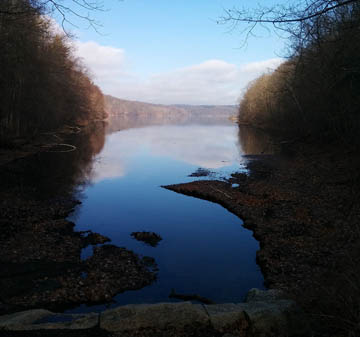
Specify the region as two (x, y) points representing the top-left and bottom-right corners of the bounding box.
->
(0, 141), (305, 336)
(0, 131), (157, 315)
(164, 144), (360, 334)
(1, 129), (359, 336)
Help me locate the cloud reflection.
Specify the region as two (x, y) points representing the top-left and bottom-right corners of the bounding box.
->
(91, 125), (243, 182)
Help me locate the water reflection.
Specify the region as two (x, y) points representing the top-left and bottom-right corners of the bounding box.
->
(238, 125), (279, 155)
(0, 122), (106, 197)
(92, 124), (243, 183)
(105, 103), (234, 134)
(0, 122), (107, 312)
(0, 112), (268, 311)
(101, 120), (280, 187)
(68, 118), (264, 311)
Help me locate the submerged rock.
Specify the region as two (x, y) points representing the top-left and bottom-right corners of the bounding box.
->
(131, 231), (162, 247)
(188, 167), (213, 177)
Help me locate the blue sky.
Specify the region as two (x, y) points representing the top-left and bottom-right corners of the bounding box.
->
(55, 0), (286, 105)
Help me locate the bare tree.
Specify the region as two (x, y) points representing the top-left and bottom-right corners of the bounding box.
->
(234, 0), (360, 146)
(0, 0), (112, 33)
(220, 0), (360, 47)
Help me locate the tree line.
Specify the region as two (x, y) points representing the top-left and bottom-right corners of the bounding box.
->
(234, 0), (360, 146)
(0, 0), (106, 146)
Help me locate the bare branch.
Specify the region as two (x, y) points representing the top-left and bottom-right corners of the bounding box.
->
(219, 0), (360, 53)
(0, 0), (113, 33)
(222, 0), (359, 25)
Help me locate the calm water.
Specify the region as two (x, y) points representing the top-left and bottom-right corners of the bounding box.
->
(68, 122), (265, 312)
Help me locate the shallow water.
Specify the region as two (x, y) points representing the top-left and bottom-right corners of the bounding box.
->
(68, 121), (264, 312)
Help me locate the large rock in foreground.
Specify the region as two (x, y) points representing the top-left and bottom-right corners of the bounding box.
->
(100, 302), (209, 332)
(205, 289), (307, 337)
(0, 309), (98, 330)
(0, 289), (308, 336)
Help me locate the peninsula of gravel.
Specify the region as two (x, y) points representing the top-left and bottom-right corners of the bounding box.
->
(164, 142), (360, 337)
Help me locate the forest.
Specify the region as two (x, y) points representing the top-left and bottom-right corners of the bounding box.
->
(0, 0), (106, 147)
(237, 0), (360, 147)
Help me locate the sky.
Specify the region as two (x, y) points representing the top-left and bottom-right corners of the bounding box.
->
(55, 0), (286, 105)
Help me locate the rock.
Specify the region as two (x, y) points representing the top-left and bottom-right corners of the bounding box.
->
(84, 244), (157, 302)
(131, 231), (162, 247)
(188, 168), (212, 177)
(244, 288), (286, 303)
(243, 291), (307, 337)
(30, 313), (99, 330)
(142, 256), (157, 269)
(204, 303), (250, 335)
(0, 289), (307, 336)
(81, 231), (111, 246)
(205, 288), (308, 337)
(237, 300), (296, 337)
(100, 302), (209, 332)
(0, 310), (99, 330)
(0, 309), (52, 329)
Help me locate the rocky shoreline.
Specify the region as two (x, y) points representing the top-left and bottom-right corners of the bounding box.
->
(163, 145), (360, 336)
(0, 144), (157, 314)
(1, 132), (359, 336)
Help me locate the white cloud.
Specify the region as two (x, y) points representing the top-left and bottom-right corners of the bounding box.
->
(240, 58), (283, 73)
(73, 41), (132, 92)
(74, 40), (283, 105)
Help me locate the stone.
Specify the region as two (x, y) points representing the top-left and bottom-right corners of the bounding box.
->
(237, 300), (294, 337)
(29, 313), (99, 330)
(188, 168), (212, 177)
(244, 288), (285, 303)
(0, 289), (308, 336)
(205, 288), (306, 337)
(204, 303), (249, 335)
(0, 309), (52, 329)
(131, 231), (162, 247)
(81, 231), (111, 246)
(100, 302), (209, 332)
(0, 310), (99, 330)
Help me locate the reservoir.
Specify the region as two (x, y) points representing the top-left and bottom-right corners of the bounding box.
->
(68, 116), (264, 312)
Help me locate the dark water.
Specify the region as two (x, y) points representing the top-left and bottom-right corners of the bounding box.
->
(66, 119), (265, 313)
(0, 123), (106, 198)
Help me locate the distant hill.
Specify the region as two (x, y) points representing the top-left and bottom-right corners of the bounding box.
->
(104, 95), (237, 132)
(104, 95), (186, 117)
(172, 104), (238, 118)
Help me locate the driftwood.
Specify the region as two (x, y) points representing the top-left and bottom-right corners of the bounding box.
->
(41, 143), (77, 153)
(169, 289), (215, 305)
